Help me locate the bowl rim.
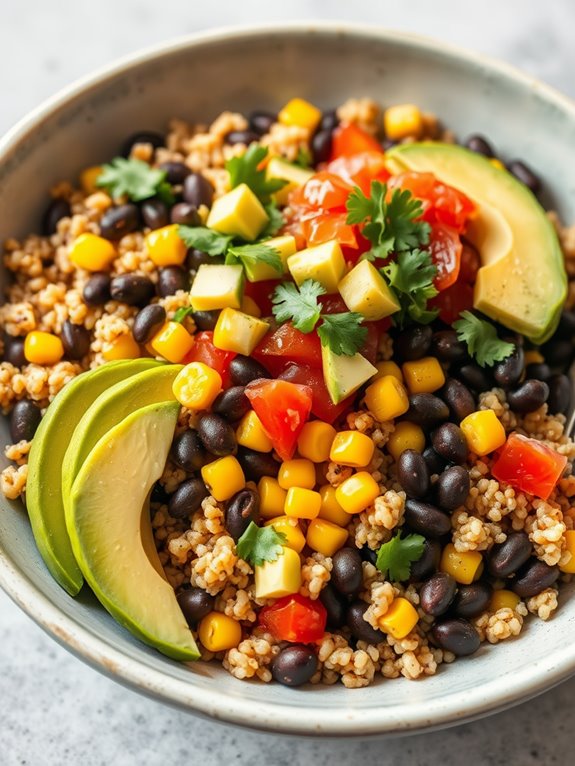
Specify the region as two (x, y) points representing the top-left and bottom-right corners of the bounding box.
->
(2, 20), (575, 737)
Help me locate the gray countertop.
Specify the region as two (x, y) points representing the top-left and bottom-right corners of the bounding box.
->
(2, 2), (574, 764)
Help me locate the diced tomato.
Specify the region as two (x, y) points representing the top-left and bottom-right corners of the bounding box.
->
(459, 241), (481, 284)
(279, 363), (353, 423)
(291, 171), (353, 212)
(252, 324), (323, 376)
(430, 281), (475, 325)
(330, 123), (383, 160)
(259, 594), (327, 643)
(245, 379), (313, 461)
(492, 433), (567, 501)
(428, 223), (462, 291)
(301, 211), (358, 249)
(327, 151), (389, 194)
(182, 331), (235, 387)
(360, 322), (381, 366)
(318, 295), (349, 314)
(243, 279), (279, 316)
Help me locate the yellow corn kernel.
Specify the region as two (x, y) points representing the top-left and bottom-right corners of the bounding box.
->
(297, 420), (336, 463)
(236, 411), (273, 453)
(102, 333), (140, 361)
(254, 545), (302, 599)
(277, 459), (316, 490)
(524, 349), (545, 366)
(490, 589), (520, 612)
(198, 611), (242, 652)
(384, 104), (423, 141)
(145, 224), (187, 267)
(278, 97), (322, 132)
(318, 484), (350, 527)
(490, 158), (505, 171)
(258, 477), (287, 520)
(213, 307), (270, 356)
(440, 543), (483, 585)
(377, 597), (419, 639)
(372, 360), (403, 382)
(364, 375), (409, 422)
(24, 331), (64, 365)
(69, 233), (116, 271)
(329, 430), (375, 468)
(240, 294), (262, 318)
(150, 321), (194, 363)
(559, 529), (575, 573)
(460, 409), (506, 456)
(335, 471), (380, 515)
(201, 455), (245, 502)
(284, 487), (322, 520)
(387, 421), (426, 461)
(265, 516), (306, 553)
(80, 165), (102, 194)
(306, 518), (349, 556)
(402, 357), (446, 395)
(172, 362), (222, 410)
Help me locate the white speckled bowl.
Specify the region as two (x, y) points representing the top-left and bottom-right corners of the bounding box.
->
(1, 23), (575, 737)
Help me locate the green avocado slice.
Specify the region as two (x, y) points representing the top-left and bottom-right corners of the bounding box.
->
(26, 358), (160, 596)
(385, 142), (567, 344)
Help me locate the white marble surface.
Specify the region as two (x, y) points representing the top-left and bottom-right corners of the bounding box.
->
(2, 2), (575, 764)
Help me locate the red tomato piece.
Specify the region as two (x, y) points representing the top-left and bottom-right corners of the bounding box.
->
(292, 171), (353, 211)
(327, 151), (389, 193)
(389, 171), (475, 233)
(243, 279), (279, 316)
(259, 594), (327, 643)
(458, 241), (481, 284)
(252, 324), (323, 376)
(279, 363), (353, 424)
(245, 379), (313, 461)
(330, 123), (383, 160)
(492, 433), (567, 501)
(301, 211), (358, 249)
(428, 223), (462, 291)
(430, 281), (475, 325)
(183, 331), (235, 387)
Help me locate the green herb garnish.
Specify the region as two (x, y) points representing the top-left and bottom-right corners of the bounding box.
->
(381, 249), (439, 327)
(226, 144), (287, 204)
(236, 521), (287, 567)
(172, 307), (195, 324)
(225, 243), (283, 275)
(376, 532), (426, 582)
(177, 226), (233, 256)
(97, 157), (174, 203)
(453, 311), (515, 367)
(317, 312), (368, 356)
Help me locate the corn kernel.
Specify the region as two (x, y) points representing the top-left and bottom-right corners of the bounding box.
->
(284, 487), (321, 520)
(145, 224), (187, 267)
(318, 485), (350, 526)
(377, 597), (419, 639)
(80, 165), (102, 194)
(278, 98), (322, 132)
(236, 411), (273, 452)
(254, 545), (302, 599)
(258, 478), (287, 520)
(364, 375), (409, 422)
(24, 331), (64, 365)
(307, 518), (349, 556)
(198, 611), (242, 652)
(440, 543), (483, 585)
(150, 321), (194, 363)
(69, 233), (116, 271)
(490, 589), (520, 612)
(297, 420), (336, 463)
(201, 455), (245, 502)
(524, 350), (545, 366)
(402, 357), (445, 395)
(213, 308), (270, 356)
(278, 459), (316, 490)
(384, 104), (423, 141)
(490, 158), (505, 171)
(329, 431), (375, 468)
(372, 360), (403, 382)
(387, 421), (426, 461)
(240, 294), (262, 318)
(264, 516), (306, 553)
(460, 409), (506, 456)
(173, 362), (222, 410)
(559, 529), (575, 573)
(102, 333), (140, 361)
(335, 471), (380, 515)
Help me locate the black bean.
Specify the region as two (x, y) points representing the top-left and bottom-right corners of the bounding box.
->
(556, 310), (575, 340)
(42, 198), (71, 235)
(141, 199), (169, 230)
(177, 588), (214, 627)
(541, 338), (573, 367)
(451, 582), (492, 618)
(431, 423), (468, 465)
(432, 330), (467, 364)
(168, 478), (208, 518)
(422, 446), (447, 476)
(407, 394), (449, 430)
(212, 386), (250, 422)
(381, 138), (397, 151)
(157, 266), (189, 297)
(346, 601), (386, 643)
(319, 584), (347, 629)
(397, 449), (430, 499)
(547, 374), (571, 414)
(409, 539), (441, 582)
(187, 248), (220, 271)
(487, 531), (532, 578)
(191, 310), (220, 331)
(456, 363), (493, 393)
(464, 135), (494, 157)
(61, 320), (91, 360)
(360, 545), (378, 566)
(225, 488), (260, 541)
(109, 275), (155, 306)
(121, 130), (164, 156)
(442, 378), (476, 422)
(99, 203), (139, 240)
(512, 559), (559, 598)
(229, 356), (271, 386)
(171, 430), (205, 473)
(183, 173), (214, 209)
(404, 499), (451, 538)
(151, 481), (169, 504)
(170, 202), (201, 226)
(10, 400), (42, 442)
(249, 110), (277, 135)
(225, 129), (260, 145)
(311, 129), (333, 165)
(158, 161), (190, 185)
(132, 304), (166, 344)
(331, 548), (363, 597)
(196, 413), (237, 457)
(271, 645), (318, 688)
(526, 362), (551, 382)
(320, 110), (339, 131)
(236, 447), (279, 481)
(507, 380), (549, 414)
(3, 337), (26, 367)
(420, 573), (457, 616)
(436, 466), (470, 511)
(493, 345), (525, 388)
(395, 325), (433, 362)
(508, 160), (541, 194)
(83, 273), (111, 306)
(431, 618), (481, 656)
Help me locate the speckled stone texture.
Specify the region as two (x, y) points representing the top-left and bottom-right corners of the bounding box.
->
(1, 2), (575, 764)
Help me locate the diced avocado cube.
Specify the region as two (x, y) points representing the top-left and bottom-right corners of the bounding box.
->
(287, 240), (347, 294)
(254, 546), (302, 599)
(322, 344), (378, 404)
(243, 235), (297, 282)
(267, 157), (314, 205)
(338, 260), (400, 321)
(206, 183), (269, 241)
(213, 307), (270, 355)
(190, 264), (244, 311)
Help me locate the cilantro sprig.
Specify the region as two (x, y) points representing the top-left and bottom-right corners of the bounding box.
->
(453, 311), (515, 367)
(97, 157), (174, 204)
(226, 144), (287, 204)
(375, 531), (425, 582)
(225, 243), (283, 275)
(236, 521), (287, 567)
(178, 226), (233, 255)
(172, 306), (195, 324)
(381, 249), (439, 327)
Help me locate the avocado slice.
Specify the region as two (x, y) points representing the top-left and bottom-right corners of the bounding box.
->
(338, 260), (400, 321)
(386, 142), (567, 344)
(322, 345), (378, 404)
(68, 400), (199, 661)
(26, 358), (160, 596)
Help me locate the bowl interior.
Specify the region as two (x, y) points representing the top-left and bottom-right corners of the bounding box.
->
(2, 25), (575, 736)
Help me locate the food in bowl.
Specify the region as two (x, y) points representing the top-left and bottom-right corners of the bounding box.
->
(2, 95), (575, 689)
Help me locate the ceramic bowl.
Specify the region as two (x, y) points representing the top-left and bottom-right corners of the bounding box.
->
(1, 23), (575, 737)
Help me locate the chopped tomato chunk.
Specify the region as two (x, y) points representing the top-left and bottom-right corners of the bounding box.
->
(301, 211), (358, 248)
(429, 281), (474, 325)
(259, 594), (327, 643)
(428, 223), (462, 291)
(279, 363), (352, 423)
(252, 324), (323, 375)
(389, 172), (475, 233)
(182, 331), (235, 387)
(492, 433), (567, 501)
(327, 151), (389, 193)
(330, 123), (383, 160)
(291, 171), (353, 211)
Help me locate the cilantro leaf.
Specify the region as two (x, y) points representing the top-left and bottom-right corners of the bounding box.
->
(293, 147), (313, 168)
(177, 225), (233, 256)
(375, 531), (426, 582)
(317, 312), (367, 356)
(236, 521), (287, 567)
(226, 243), (283, 275)
(271, 279), (325, 333)
(382, 249), (439, 328)
(172, 306), (195, 324)
(97, 157), (173, 203)
(260, 202), (285, 239)
(226, 144), (287, 204)
(453, 311), (515, 367)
